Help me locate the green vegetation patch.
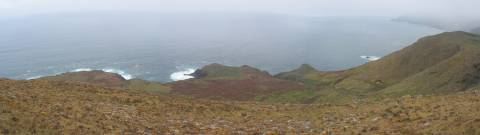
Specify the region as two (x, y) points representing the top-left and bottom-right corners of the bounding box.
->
(127, 79), (171, 94)
(202, 66), (245, 79)
(257, 90), (317, 103)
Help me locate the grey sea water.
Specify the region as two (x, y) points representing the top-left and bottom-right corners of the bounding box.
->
(0, 12), (442, 82)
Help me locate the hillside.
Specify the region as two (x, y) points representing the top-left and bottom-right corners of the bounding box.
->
(345, 31), (480, 94)
(40, 71), (170, 94)
(40, 71), (128, 88)
(168, 64), (306, 101)
(275, 31), (480, 102)
(1, 78), (480, 134)
(274, 64), (320, 83)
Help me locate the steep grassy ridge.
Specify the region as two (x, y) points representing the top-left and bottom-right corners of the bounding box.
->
(275, 32), (480, 102)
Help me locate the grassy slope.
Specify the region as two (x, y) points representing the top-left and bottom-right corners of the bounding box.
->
(274, 64), (319, 84)
(255, 90), (318, 103)
(343, 32), (471, 89)
(40, 71), (128, 88)
(1, 79), (480, 134)
(274, 31), (480, 103)
(126, 79), (171, 94)
(379, 34), (480, 96)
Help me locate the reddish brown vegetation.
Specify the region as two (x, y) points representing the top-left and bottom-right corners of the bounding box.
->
(168, 64), (306, 100)
(170, 78), (305, 100)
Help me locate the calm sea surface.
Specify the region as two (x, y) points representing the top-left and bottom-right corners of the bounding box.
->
(0, 13), (442, 82)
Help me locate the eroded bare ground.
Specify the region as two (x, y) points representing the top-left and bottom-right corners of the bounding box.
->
(1, 79), (480, 134)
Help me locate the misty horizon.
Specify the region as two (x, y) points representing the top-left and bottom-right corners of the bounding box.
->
(1, 0), (479, 17)
(0, 12), (443, 82)
(0, 0), (478, 82)
(2, 1), (480, 134)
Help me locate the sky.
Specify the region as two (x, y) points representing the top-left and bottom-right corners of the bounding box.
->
(0, 0), (479, 17)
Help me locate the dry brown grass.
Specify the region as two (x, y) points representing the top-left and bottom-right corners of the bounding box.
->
(1, 79), (480, 134)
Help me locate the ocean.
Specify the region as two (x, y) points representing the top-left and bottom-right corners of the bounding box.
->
(0, 12), (442, 82)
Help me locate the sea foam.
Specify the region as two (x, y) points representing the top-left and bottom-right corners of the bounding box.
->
(101, 68), (134, 80)
(360, 55), (381, 62)
(26, 68), (134, 80)
(26, 75), (45, 80)
(70, 68), (134, 80)
(72, 68), (94, 72)
(170, 68), (196, 81)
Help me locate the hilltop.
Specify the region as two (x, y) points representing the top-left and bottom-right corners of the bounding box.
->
(274, 64), (320, 83)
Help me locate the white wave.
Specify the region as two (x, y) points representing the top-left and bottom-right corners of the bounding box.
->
(23, 68), (133, 80)
(360, 55), (381, 62)
(170, 68), (196, 81)
(101, 68), (134, 80)
(71, 68), (134, 80)
(71, 68), (93, 72)
(25, 72), (63, 80)
(26, 75), (44, 80)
